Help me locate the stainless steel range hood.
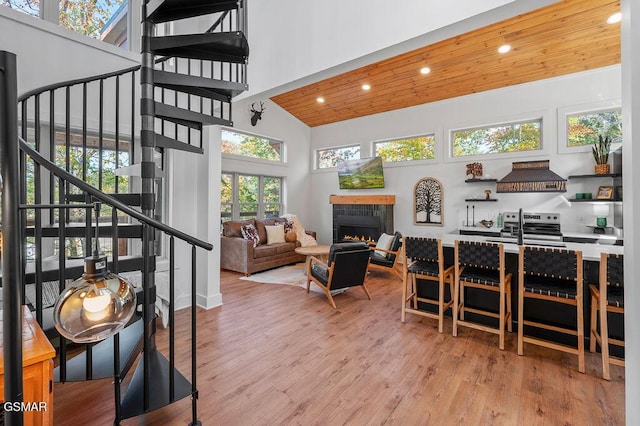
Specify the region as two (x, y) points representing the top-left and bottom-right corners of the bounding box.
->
(497, 160), (566, 193)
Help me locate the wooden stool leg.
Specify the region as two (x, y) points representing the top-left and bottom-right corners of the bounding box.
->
(499, 283), (505, 350)
(590, 291), (598, 353)
(438, 276), (445, 334)
(452, 275), (460, 337)
(506, 284), (513, 333)
(577, 290), (585, 374)
(517, 284), (524, 356)
(600, 292), (611, 380)
(401, 271), (408, 323)
(459, 282), (465, 321)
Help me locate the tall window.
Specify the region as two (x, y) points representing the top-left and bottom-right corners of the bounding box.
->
(316, 145), (360, 169)
(221, 173), (283, 224)
(374, 135), (436, 163)
(2, 0), (129, 48)
(452, 118), (542, 157)
(221, 129), (282, 162)
(566, 108), (622, 147)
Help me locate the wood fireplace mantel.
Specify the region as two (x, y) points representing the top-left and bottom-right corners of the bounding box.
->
(329, 195), (395, 205)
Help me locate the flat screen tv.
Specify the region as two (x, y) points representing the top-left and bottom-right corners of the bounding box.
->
(337, 157), (385, 189)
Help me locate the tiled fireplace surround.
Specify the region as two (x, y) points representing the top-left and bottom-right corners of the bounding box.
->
(330, 195), (395, 243)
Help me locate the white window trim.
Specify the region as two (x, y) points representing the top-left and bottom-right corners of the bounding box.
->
(371, 132), (439, 165)
(557, 99), (622, 155)
(221, 172), (284, 222)
(445, 111), (547, 163)
(221, 127), (285, 164)
(315, 144), (361, 170)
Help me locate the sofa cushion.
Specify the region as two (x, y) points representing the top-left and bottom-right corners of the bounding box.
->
(223, 219), (255, 238)
(240, 224), (260, 247)
(254, 245), (278, 259)
(274, 242), (297, 254)
(266, 224), (286, 244)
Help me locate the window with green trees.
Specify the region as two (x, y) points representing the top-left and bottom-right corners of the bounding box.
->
(316, 145), (360, 169)
(567, 109), (622, 147)
(221, 173), (283, 225)
(374, 135), (436, 162)
(221, 129), (282, 162)
(452, 119), (542, 157)
(2, 0), (129, 48)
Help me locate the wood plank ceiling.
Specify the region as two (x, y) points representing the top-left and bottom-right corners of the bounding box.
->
(270, 0), (621, 128)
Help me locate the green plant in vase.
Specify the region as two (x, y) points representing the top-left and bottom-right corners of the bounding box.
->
(592, 135), (611, 174)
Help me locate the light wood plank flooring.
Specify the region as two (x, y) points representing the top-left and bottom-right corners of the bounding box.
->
(53, 268), (625, 425)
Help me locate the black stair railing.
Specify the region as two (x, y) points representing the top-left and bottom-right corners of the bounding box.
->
(19, 136), (213, 424)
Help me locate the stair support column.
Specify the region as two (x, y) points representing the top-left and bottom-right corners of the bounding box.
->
(140, 0), (157, 415)
(1, 50), (25, 426)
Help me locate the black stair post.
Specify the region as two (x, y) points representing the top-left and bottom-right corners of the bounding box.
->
(140, 0), (158, 413)
(1, 49), (25, 426)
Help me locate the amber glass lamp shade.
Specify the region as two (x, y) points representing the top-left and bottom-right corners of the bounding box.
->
(53, 255), (136, 343)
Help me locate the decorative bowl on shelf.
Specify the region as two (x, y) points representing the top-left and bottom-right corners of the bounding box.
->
(479, 220), (494, 228)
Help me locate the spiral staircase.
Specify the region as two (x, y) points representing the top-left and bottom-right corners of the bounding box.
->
(1, 0), (249, 424)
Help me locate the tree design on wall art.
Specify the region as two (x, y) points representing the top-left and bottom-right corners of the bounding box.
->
(414, 177), (443, 226)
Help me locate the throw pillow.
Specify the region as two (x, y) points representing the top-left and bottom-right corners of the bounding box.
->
(240, 224), (260, 247)
(265, 224), (286, 244)
(283, 219), (294, 234)
(375, 233), (394, 257)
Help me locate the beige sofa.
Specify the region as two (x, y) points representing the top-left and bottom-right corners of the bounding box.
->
(220, 218), (316, 276)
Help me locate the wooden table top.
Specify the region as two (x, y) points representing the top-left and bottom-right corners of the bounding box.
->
(0, 306), (56, 372)
(295, 245), (331, 256)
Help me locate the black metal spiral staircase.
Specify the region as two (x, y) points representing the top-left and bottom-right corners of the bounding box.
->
(1, 0), (248, 424)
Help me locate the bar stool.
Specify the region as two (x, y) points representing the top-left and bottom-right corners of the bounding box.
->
(453, 240), (512, 350)
(401, 236), (454, 333)
(590, 253), (624, 380)
(518, 246), (584, 373)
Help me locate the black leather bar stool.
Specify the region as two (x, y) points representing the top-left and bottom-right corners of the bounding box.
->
(453, 240), (512, 350)
(401, 236), (454, 333)
(518, 246), (585, 373)
(590, 253), (624, 380)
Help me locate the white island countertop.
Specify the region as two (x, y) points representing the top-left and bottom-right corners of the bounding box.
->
(443, 231), (623, 262)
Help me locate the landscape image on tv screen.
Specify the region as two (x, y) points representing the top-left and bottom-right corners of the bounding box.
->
(337, 157), (385, 189)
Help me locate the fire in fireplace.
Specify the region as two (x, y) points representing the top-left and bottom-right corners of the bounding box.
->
(335, 215), (382, 242)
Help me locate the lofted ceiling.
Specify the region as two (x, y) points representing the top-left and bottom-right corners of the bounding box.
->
(270, 0), (620, 128)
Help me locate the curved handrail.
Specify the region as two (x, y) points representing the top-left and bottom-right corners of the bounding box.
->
(19, 137), (213, 251)
(18, 64), (141, 102)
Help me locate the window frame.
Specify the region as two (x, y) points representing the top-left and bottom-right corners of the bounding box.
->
(448, 114), (545, 162)
(315, 144), (361, 170)
(220, 172), (284, 223)
(221, 127), (285, 164)
(372, 133), (438, 164)
(557, 99), (622, 155)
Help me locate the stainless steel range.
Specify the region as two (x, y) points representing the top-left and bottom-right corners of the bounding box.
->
(501, 211), (562, 241)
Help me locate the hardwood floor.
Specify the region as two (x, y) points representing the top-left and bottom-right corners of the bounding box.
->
(54, 268), (625, 425)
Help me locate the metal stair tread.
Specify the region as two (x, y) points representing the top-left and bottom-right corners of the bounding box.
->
(25, 222), (144, 239)
(150, 32), (249, 63)
(53, 317), (144, 382)
(155, 102), (232, 127)
(147, 0), (239, 23)
(120, 348), (193, 419)
(153, 69), (247, 99)
(155, 133), (204, 154)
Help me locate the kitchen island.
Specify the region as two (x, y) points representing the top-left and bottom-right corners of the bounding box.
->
(413, 231), (624, 358)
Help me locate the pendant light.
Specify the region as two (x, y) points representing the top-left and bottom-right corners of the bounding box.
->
(53, 202), (136, 343)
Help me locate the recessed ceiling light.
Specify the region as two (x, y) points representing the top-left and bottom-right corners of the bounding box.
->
(316, 97), (325, 103)
(362, 84), (371, 91)
(420, 67), (431, 75)
(498, 44), (511, 54)
(607, 12), (621, 24)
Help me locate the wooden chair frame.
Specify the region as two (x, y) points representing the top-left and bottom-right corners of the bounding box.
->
(368, 247), (403, 280)
(401, 237), (454, 333)
(517, 246), (585, 373)
(452, 241), (512, 350)
(306, 254), (371, 309)
(589, 252), (624, 380)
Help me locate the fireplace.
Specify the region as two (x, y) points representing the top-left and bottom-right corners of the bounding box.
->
(330, 195), (395, 243)
(336, 215), (382, 242)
